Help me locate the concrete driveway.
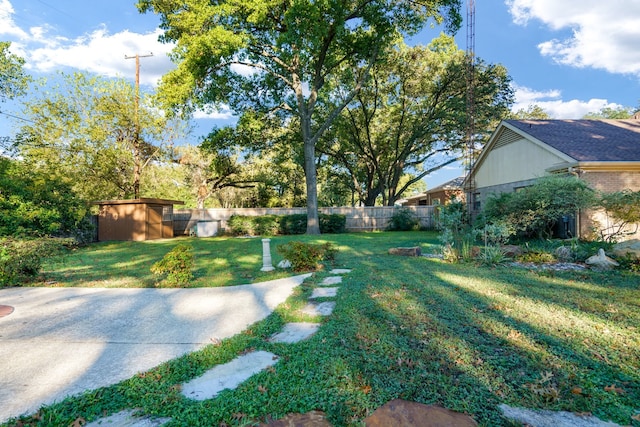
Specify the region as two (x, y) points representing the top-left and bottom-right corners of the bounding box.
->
(0, 274), (310, 423)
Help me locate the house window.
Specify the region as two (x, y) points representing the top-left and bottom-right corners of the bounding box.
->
(418, 199), (428, 206)
(473, 193), (481, 211)
(162, 205), (173, 221)
(432, 198), (441, 205)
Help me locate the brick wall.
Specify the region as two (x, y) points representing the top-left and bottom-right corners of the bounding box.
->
(578, 171), (640, 241)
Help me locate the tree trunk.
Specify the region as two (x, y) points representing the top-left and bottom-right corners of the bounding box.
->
(304, 138), (321, 234)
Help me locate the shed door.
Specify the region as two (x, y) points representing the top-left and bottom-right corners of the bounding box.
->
(147, 206), (163, 240)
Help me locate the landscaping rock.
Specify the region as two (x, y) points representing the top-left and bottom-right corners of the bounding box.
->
(388, 247), (422, 257)
(501, 245), (523, 258)
(585, 248), (619, 270)
(278, 259), (292, 269)
(261, 411), (331, 426)
(499, 404), (621, 427)
(555, 246), (574, 262)
(364, 399), (477, 427)
(612, 239), (640, 259)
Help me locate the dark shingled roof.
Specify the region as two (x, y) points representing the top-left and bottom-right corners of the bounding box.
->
(504, 119), (640, 162)
(428, 176), (465, 192)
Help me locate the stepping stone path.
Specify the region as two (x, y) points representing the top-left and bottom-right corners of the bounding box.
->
(87, 269), (351, 426)
(270, 322), (321, 344)
(310, 287), (338, 298)
(85, 410), (171, 427)
(320, 276), (342, 286)
(181, 350), (279, 400)
(55, 267), (623, 427)
(301, 301), (336, 316)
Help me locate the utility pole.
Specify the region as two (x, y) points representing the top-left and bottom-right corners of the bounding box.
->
(125, 52), (153, 199)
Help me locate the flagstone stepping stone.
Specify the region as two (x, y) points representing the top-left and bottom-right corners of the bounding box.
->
(270, 322), (321, 343)
(301, 301), (336, 316)
(321, 276), (342, 286)
(364, 399), (477, 427)
(310, 287), (339, 298)
(330, 269), (351, 274)
(182, 351), (278, 400)
(499, 404), (621, 427)
(85, 410), (171, 427)
(260, 410), (331, 426)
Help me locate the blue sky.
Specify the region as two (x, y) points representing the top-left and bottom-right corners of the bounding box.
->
(1, 0), (639, 188)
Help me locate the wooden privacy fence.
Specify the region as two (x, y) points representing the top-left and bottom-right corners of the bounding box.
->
(173, 206), (437, 235)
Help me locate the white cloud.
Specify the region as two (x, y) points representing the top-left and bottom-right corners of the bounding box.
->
(26, 27), (174, 86)
(0, 0), (28, 39)
(193, 106), (235, 121)
(506, 0), (640, 76)
(0, 0), (174, 86)
(512, 84), (622, 119)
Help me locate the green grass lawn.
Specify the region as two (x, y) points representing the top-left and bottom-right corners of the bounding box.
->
(8, 231), (640, 426)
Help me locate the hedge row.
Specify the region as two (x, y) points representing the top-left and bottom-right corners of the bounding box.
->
(227, 213), (346, 236)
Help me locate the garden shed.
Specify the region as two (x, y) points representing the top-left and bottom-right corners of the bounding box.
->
(95, 198), (184, 241)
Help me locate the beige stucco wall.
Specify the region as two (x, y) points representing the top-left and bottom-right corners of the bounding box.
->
(474, 138), (568, 189)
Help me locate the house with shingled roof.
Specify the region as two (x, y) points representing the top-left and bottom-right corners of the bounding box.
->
(465, 119), (640, 240)
(400, 176), (465, 207)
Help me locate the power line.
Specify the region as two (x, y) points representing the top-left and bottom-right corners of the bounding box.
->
(34, 0), (76, 21)
(0, 109), (37, 125)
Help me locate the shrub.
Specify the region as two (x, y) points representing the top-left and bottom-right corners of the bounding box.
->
(483, 176), (596, 239)
(276, 241), (337, 271)
(474, 221), (516, 246)
(387, 208), (419, 231)
(253, 215), (281, 236)
(598, 190), (640, 242)
(279, 214), (307, 235)
(516, 250), (556, 264)
(319, 213), (346, 234)
(150, 243), (195, 287)
(0, 237), (69, 287)
(228, 214), (346, 236)
(228, 215), (258, 236)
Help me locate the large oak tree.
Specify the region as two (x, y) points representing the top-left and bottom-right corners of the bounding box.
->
(318, 36), (513, 206)
(138, 0), (462, 233)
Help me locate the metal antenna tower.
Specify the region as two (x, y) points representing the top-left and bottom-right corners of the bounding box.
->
(464, 0), (476, 215)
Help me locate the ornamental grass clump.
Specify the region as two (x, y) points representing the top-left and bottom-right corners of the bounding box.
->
(150, 243), (195, 287)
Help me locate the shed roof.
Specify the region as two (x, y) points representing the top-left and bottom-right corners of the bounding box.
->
(504, 119), (640, 162)
(94, 198), (184, 206)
